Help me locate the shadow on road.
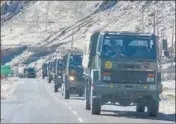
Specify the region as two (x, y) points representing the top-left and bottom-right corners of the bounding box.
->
(69, 96), (85, 101)
(100, 110), (175, 122)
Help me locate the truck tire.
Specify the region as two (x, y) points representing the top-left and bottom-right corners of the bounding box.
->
(48, 78), (52, 83)
(84, 85), (90, 110)
(91, 97), (101, 115)
(147, 99), (159, 117)
(54, 85), (58, 92)
(78, 92), (83, 97)
(64, 88), (70, 99)
(85, 100), (90, 110)
(58, 83), (62, 89)
(136, 103), (145, 112)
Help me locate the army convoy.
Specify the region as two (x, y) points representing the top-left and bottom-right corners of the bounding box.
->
(42, 31), (163, 117)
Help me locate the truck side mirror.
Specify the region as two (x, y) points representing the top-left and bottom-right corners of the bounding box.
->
(91, 69), (100, 83)
(162, 39), (168, 51)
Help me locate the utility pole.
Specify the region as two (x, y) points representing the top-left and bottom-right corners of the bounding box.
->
(148, 9), (156, 35)
(171, 21), (175, 56)
(45, 2), (50, 31)
(153, 10), (156, 35)
(141, 5), (145, 32)
(45, 12), (48, 31)
(36, 10), (39, 29)
(71, 29), (74, 48)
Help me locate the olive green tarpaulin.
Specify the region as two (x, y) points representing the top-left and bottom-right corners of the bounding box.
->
(1, 65), (12, 75)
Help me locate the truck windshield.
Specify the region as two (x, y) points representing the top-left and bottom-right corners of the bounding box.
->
(69, 55), (82, 66)
(101, 35), (157, 59)
(27, 68), (35, 72)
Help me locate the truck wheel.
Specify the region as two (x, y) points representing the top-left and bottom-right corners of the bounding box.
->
(91, 97), (101, 115)
(48, 78), (52, 83)
(147, 99), (159, 117)
(64, 88), (70, 99)
(54, 85), (58, 92)
(58, 83), (62, 89)
(78, 92), (83, 97)
(85, 100), (90, 110)
(136, 103), (145, 112)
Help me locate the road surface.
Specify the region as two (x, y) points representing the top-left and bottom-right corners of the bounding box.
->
(1, 78), (175, 123)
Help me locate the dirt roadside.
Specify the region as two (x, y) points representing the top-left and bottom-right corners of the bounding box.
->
(1, 77), (19, 99)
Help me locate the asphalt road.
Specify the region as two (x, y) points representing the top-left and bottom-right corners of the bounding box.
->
(1, 78), (175, 123)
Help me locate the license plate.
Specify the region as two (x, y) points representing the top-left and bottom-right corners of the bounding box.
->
(109, 84), (114, 88)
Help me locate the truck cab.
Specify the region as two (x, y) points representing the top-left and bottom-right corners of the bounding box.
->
(82, 31), (162, 116)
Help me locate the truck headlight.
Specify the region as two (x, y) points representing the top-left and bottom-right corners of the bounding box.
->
(69, 76), (75, 81)
(103, 76), (111, 81)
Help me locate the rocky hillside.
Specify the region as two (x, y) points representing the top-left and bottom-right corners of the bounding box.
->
(1, 1), (28, 24)
(1, 1), (175, 71)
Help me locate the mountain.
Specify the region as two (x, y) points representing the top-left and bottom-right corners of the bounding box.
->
(1, 1), (175, 71)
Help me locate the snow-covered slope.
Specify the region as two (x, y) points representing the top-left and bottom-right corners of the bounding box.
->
(1, 1), (175, 66)
(2, 1), (175, 45)
(1, 1), (175, 119)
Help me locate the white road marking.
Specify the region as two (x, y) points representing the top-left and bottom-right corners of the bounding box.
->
(78, 117), (84, 123)
(43, 81), (84, 123)
(72, 110), (78, 115)
(72, 110), (84, 123)
(68, 106), (72, 110)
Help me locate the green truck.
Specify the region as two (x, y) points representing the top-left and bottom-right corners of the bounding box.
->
(1, 65), (12, 77)
(82, 31), (162, 116)
(61, 53), (85, 99)
(42, 62), (48, 79)
(47, 60), (53, 83)
(53, 58), (64, 92)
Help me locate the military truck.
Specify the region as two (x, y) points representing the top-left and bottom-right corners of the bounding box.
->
(51, 59), (57, 82)
(47, 60), (53, 83)
(53, 58), (64, 92)
(61, 53), (84, 99)
(24, 67), (36, 78)
(42, 63), (47, 79)
(82, 31), (162, 116)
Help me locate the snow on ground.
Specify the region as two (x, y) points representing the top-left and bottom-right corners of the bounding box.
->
(1, 77), (19, 99)
(1, 1), (175, 69)
(162, 62), (175, 70)
(1, 1), (175, 46)
(162, 80), (175, 91)
(160, 80), (175, 120)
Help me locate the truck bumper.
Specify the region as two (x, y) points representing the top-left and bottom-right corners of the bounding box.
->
(93, 83), (163, 101)
(66, 81), (85, 93)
